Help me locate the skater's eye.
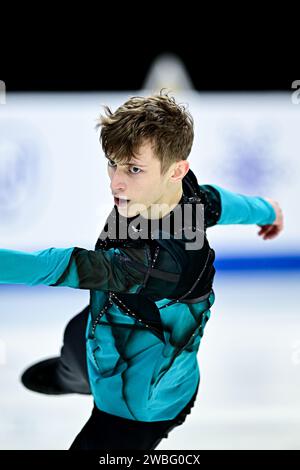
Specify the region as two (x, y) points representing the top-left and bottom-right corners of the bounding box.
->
(129, 166), (142, 175)
(107, 159), (117, 167)
(107, 159), (143, 175)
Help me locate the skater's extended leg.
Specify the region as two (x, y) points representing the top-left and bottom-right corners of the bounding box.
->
(21, 305), (91, 395)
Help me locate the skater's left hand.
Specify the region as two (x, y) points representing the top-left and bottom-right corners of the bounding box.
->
(257, 197), (284, 240)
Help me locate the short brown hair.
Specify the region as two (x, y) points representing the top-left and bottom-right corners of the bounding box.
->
(97, 91), (194, 175)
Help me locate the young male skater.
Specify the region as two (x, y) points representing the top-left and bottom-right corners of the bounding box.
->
(0, 93), (284, 449)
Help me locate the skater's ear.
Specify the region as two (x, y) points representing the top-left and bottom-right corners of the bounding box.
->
(168, 160), (190, 183)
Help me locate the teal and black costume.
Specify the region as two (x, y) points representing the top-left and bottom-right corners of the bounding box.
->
(0, 169), (276, 425)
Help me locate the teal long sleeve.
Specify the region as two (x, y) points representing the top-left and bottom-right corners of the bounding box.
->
(0, 246), (146, 292)
(209, 184), (277, 226)
(0, 247), (76, 286)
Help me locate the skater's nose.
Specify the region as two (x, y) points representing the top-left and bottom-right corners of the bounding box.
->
(110, 167), (128, 193)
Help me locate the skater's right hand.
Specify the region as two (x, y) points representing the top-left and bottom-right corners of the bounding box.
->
(257, 198), (284, 240)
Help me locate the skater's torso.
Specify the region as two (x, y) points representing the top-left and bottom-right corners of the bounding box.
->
(86, 169), (221, 421)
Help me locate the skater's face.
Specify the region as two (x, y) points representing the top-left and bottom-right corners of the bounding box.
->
(108, 140), (189, 218)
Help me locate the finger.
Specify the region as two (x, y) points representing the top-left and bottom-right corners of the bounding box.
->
(263, 234), (277, 240)
(258, 226), (273, 236)
(263, 226), (280, 239)
(260, 227), (275, 239)
(263, 226), (276, 237)
(264, 225), (276, 235)
(258, 225), (272, 235)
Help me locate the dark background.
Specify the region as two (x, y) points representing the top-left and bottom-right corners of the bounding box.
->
(1, 0), (294, 94)
(2, 46), (293, 92)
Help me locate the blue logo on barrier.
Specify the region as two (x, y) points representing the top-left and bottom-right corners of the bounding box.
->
(0, 121), (49, 229)
(0, 140), (39, 216)
(218, 128), (285, 194)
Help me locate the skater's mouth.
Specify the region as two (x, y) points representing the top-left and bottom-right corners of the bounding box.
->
(114, 196), (130, 207)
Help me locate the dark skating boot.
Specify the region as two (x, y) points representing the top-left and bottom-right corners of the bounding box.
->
(20, 357), (90, 395)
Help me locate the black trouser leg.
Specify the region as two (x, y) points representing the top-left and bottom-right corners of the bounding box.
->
(69, 380), (200, 450)
(56, 304), (91, 394)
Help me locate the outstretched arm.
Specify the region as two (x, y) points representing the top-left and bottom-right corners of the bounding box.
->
(200, 184), (284, 239)
(0, 246), (146, 291)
